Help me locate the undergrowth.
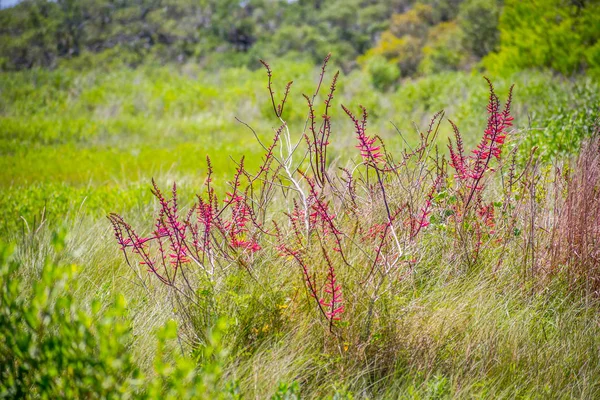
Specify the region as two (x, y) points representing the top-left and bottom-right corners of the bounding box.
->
(98, 56), (600, 397)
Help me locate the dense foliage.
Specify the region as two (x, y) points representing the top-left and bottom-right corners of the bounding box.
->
(1, 0), (599, 80)
(485, 0), (600, 76)
(0, 238), (268, 398)
(0, 0), (412, 70)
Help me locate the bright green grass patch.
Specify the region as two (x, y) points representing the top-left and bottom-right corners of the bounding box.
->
(1, 64), (598, 241)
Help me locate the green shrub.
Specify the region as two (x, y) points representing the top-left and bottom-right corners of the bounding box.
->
(484, 0), (600, 75)
(457, 0), (500, 58)
(0, 242), (142, 398)
(418, 22), (466, 75)
(0, 239), (241, 399)
(364, 55), (401, 91)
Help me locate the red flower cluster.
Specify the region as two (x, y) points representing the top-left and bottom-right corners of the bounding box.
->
(108, 158), (264, 286)
(321, 250), (344, 322)
(342, 105), (383, 165)
(470, 80), (514, 180)
(223, 190), (261, 252)
(448, 79), (514, 209)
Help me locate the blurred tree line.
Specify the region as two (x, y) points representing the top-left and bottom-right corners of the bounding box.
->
(0, 0), (411, 70)
(0, 0), (598, 84)
(358, 0), (600, 88)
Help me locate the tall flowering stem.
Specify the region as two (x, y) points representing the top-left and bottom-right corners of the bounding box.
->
(259, 59), (293, 118)
(342, 104), (403, 263)
(446, 79), (515, 266)
(342, 105), (383, 166)
(321, 246), (344, 332)
(448, 78), (514, 213)
(303, 54), (339, 188)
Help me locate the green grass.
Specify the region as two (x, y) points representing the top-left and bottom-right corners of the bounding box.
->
(1, 62), (596, 206)
(6, 202), (600, 398)
(1, 61), (599, 398)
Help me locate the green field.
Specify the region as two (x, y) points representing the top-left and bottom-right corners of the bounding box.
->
(3, 63), (597, 234)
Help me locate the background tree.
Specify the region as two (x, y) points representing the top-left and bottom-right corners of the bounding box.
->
(457, 0), (500, 58)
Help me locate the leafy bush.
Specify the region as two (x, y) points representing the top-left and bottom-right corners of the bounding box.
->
(519, 77), (600, 160)
(389, 3), (439, 39)
(359, 31), (423, 77)
(0, 241), (142, 398)
(484, 0), (600, 75)
(364, 55), (401, 91)
(457, 0), (500, 58)
(418, 21), (466, 75)
(0, 238), (242, 399)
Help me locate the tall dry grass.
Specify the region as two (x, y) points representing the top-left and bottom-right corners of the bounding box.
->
(552, 126), (600, 294)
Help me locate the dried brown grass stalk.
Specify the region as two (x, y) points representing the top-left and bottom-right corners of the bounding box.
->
(551, 129), (600, 294)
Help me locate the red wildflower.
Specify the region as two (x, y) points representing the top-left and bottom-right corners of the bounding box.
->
(342, 105), (383, 165)
(320, 248), (344, 326)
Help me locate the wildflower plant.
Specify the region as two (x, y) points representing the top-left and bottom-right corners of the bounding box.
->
(109, 55), (523, 345)
(446, 78), (517, 265)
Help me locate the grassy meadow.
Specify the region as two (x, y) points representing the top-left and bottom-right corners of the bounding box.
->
(2, 61), (597, 233)
(2, 55), (600, 399)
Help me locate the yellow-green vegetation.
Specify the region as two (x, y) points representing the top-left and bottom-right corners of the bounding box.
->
(2, 62), (597, 235)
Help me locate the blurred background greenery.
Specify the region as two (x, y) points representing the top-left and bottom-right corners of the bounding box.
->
(1, 0), (599, 76)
